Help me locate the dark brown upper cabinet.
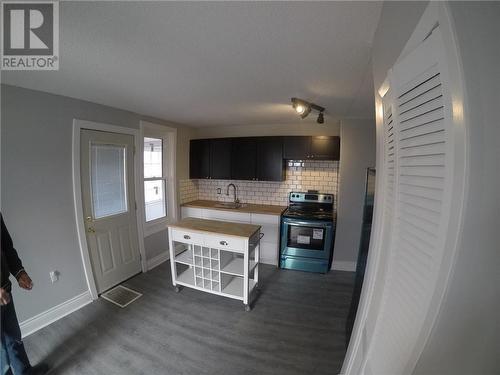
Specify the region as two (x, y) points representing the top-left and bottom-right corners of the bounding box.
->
(231, 137), (257, 180)
(283, 136), (310, 160)
(310, 136), (340, 160)
(283, 136), (340, 160)
(256, 137), (285, 181)
(230, 137), (285, 181)
(210, 138), (232, 179)
(189, 139), (211, 179)
(190, 138), (232, 179)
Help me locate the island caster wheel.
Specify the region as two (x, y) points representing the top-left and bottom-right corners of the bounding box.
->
(244, 304), (251, 312)
(174, 286), (181, 293)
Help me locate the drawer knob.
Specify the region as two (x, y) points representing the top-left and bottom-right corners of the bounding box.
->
(219, 240), (228, 246)
(183, 235), (191, 240)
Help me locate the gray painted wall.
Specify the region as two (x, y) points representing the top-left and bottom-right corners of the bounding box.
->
(1, 84), (192, 321)
(413, 3), (500, 374)
(333, 119), (375, 268)
(143, 230), (169, 261)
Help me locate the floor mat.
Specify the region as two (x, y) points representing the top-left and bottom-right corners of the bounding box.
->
(101, 285), (142, 308)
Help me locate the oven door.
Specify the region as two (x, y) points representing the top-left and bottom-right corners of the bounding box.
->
(281, 218), (332, 260)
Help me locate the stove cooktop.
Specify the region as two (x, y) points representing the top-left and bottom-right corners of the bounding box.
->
(283, 192), (335, 221)
(282, 207), (335, 221)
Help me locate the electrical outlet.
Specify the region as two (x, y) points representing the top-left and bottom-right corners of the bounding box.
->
(216, 188), (221, 195)
(49, 271), (59, 283)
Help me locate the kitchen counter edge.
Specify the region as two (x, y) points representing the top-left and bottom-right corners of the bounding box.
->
(181, 200), (286, 216)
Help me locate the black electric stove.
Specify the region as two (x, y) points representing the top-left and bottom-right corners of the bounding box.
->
(280, 192), (336, 273)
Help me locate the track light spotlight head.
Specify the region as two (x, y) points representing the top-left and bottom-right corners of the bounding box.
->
(295, 104), (306, 115)
(317, 112), (324, 124)
(291, 97), (312, 119)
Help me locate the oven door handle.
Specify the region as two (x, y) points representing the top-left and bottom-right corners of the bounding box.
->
(283, 221), (331, 228)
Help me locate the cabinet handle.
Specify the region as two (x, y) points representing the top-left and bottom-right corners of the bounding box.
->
(219, 240), (228, 246)
(183, 235), (191, 240)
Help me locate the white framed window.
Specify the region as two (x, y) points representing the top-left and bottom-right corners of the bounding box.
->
(140, 121), (177, 236)
(144, 137), (166, 222)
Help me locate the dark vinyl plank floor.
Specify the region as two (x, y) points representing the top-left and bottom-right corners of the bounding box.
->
(23, 262), (355, 375)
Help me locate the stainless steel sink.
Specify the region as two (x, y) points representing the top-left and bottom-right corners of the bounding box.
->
(214, 202), (246, 209)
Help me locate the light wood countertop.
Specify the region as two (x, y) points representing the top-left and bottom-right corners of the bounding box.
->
(169, 217), (261, 239)
(181, 200), (286, 216)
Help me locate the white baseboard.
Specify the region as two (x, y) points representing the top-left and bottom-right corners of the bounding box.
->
(20, 291), (93, 338)
(332, 261), (357, 272)
(147, 251), (170, 271)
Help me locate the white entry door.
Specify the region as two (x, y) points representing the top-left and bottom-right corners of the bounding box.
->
(81, 129), (142, 294)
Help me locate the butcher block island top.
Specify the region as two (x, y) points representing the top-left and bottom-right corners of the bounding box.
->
(169, 217), (261, 239)
(181, 200), (286, 216)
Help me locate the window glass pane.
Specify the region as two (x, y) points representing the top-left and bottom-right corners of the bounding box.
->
(144, 137), (163, 178)
(91, 144), (127, 219)
(144, 179), (166, 222)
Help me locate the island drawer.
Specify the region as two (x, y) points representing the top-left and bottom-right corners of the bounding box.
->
(171, 229), (204, 244)
(204, 234), (246, 252)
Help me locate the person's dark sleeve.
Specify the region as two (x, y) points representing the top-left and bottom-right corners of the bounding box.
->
(1, 215), (25, 279)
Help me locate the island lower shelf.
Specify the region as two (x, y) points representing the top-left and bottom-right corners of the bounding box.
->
(168, 218), (261, 310)
(176, 267), (257, 300)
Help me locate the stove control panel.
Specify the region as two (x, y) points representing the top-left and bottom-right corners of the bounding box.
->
(289, 192), (334, 204)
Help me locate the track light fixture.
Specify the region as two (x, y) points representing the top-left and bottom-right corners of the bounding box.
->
(291, 97), (325, 124)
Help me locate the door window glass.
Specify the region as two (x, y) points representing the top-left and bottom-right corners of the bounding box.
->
(91, 144), (128, 219)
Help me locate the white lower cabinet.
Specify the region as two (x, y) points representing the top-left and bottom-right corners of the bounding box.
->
(180, 207), (203, 219)
(181, 207), (280, 266)
(201, 209), (251, 223)
(250, 215), (279, 266)
(168, 224), (260, 310)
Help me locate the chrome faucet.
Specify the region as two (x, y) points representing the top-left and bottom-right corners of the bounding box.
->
(226, 183), (239, 204)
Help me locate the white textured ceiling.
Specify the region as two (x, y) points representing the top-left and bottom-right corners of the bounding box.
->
(2, 2), (382, 127)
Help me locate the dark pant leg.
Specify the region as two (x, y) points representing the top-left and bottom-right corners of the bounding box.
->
(1, 319), (14, 375)
(1, 297), (30, 375)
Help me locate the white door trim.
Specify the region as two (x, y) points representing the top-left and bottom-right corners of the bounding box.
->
(72, 119), (147, 300)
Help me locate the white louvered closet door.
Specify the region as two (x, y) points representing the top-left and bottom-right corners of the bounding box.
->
(364, 27), (460, 374)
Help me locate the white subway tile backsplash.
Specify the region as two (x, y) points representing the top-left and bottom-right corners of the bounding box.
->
(179, 160), (339, 209)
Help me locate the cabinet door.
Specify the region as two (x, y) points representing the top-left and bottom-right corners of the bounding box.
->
(210, 138), (232, 179)
(256, 137), (284, 181)
(310, 136), (340, 160)
(283, 136), (311, 159)
(189, 139), (211, 179)
(231, 137), (257, 180)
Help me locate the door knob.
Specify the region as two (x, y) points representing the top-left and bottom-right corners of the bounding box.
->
(85, 216), (92, 222)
